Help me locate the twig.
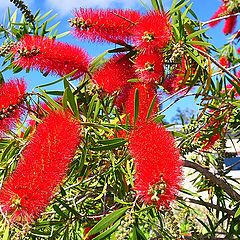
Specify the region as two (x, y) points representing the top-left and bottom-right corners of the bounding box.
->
(193, 47), (240, 83)
(212, 63), (240, 77)
(201, 12), (240, 26)
(177, 196), (235, 216)
(159, 93), (196, 114)
(183, 160), (240, 201)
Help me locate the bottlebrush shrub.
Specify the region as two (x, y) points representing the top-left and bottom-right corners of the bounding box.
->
(0, 111), (81, 224)
(134, 50), (164, 83)
(132, 11), (171, 50)
(92, 54), (136, 93)
(117, 82), (158, 123)
(209, 1), (237, 34)
(0, 79), (27, 137)
(70, 8), (141, 45)
(12, 34), (90, 79)
(129, 121), (182, 207)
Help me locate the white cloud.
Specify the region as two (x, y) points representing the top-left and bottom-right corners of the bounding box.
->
(45, 0), (152, 15)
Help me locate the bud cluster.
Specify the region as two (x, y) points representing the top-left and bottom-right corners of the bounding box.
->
(0, 42), (15, 57)
(9, 0), (35, 24)
(115, 210), (135, 239)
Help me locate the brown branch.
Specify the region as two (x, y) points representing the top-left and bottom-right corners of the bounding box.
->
(193, 47), (240, 84)
(183, 160), (240, 201)
(177, 196), (235, 216)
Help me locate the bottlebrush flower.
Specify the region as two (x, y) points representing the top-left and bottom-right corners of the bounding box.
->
(219, 56), (230, 68)
(195, 110), (229, 150)
(70, 8), (141, 45)
(208, 2), (237, 35)
(129, 121), (182, 207)
(12, 35), (90, 79)
(223, 15), (237, 35)
(238, 48), (240, 54)
(134, 50), (164, 83)
(0, 79), (27, 137)
(92, 54), (136, 94)
(132, 11), (171, 50)
(208, 4), (228, 27)
(0, 111), (81, 223)
(118, 82), (158, 123)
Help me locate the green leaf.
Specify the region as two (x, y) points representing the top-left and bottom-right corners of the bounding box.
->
(38, 88), (63, 110)
(55, 31), (70, 39)
(146, 95), (156, 120)
(186, 40), (211, 46)
(93, 220), (121, 240)
(170, 0), (190, 14)
(134, 88), (139, 126)
(186, 29), (207, 40)
(91, 139), (127, 151)
(88, 207), (129, 236)
(63, 79), (80, 118)
(53, 205), (68, 218)
(234, 206), (240, 218)
(186, 48), (204, 68)
(87, 94), (98, 119)
(151, 0), (160, 10)
(3, 224), (9, 240)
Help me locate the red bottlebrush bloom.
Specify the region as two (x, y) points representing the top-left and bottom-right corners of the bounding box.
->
(0, 111), (81, 223)
(238, 48), (240, 54)
(92, 54), (136, 94)
(208, 2), (237, 35)
(70, 8), (141, 45)
(129, 121), (182, 207)
(0, 79), (27, 137)
(208, 4), (228, 27)
(195, 110), (230, 150)
(134, 50), (164, 83)
(13, 35), (90, 79)
(223, 15), (237, 35)
(120, 82), (158, 123)
(219, 56), (230, 68)
(132, 11), (171, 50)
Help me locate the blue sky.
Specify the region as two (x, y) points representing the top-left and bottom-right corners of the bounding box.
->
(0, 0), (239, 121)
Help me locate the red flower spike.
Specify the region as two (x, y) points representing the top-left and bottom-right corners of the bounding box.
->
(132, 11), (171, 50)
(92, 54), (136, 94)
(70, 8), (141, 45)
(208, 4), (228, 27)
(123, 82), (158, 123)
(219, 56), (230, 68)
(0, 79), (27, 136)
(237, 48), (240, 54)
(223, 15), (237, 35)
(134, 51), (164, 83)
(13, 35), (90, 79)
(0, 111), (81, 224)
(129, 121), (182, 207)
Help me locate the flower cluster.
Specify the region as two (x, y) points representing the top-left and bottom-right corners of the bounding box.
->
(0, 79), (27, 137)
(129, 121), (182, 207)
(208, 0), (238, 35)
(12, 35), (90, 79)
(0, 111), (81, 223)
(70, 8), (182, 208)
(71, 9), (174, 122)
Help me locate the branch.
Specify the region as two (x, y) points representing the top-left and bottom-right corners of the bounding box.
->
(183, 160), (240, 201)
(177, 196), (235, 216)
(201, 12), (240, 26)
(193, 47), (240, 84)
